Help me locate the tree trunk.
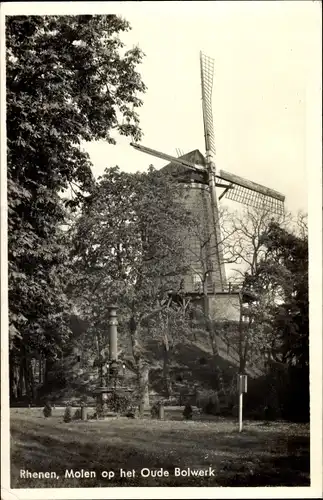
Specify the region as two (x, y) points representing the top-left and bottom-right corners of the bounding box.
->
(162, 311), (173, 398)
(163, 344), (172, 397)
(42, 357), (46, 386)
(129, 317), (149, 416)
(203, 290), (226, 397)
(138, 363), (150, 413)
(9, 359), (18, 401)
(209, 328), (225, 392)
(27, 358), (36, 401)
(18, 359), (25, 398)
(134, 357), (149, 416)
(238, 293), (248, 374)
(39, 353), (43, 384)
(23, 356), (34, 401)
(44, 357), (55, 386)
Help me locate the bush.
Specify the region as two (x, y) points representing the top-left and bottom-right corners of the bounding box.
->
(73, 408), (82, 420)
(183, 404), (193, 420)
(281, 366), (309, 422)
(114, 394), (132, 413)
(43, 402), (52, 418)
(125, 410), (137, 418)
(80, 396), (88, 407)
(204, 396), (219, 415)
(108, 392), (138, 414)
(150, 403), (159, 419)
(162, 397), (179, 407)
(196, 390), (220, 410)
(151, 401), (164, 419)
(94, 402), (104, 419)
(63, 405), (72, 423)
(243, 372), (283, 421)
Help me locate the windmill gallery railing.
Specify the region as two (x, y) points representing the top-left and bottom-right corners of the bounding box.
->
(191, 281), (244, 295)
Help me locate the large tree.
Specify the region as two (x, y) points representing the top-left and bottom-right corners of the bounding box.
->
(257, 215), (309, 368)
(232, 211), (309, 421)
(7, 15), (146, 400)
(69, 166), (191, 411)
(223, 205), (290, 375)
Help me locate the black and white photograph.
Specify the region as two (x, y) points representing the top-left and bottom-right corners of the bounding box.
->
(1, 1), (322, 498)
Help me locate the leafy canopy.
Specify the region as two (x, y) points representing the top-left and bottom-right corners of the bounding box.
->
(70, 166), (191, 325)
(7, 15), (146, 358)
(259, 219), (309, 367)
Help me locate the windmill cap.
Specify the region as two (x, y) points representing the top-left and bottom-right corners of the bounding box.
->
(161, 149), (208, 184)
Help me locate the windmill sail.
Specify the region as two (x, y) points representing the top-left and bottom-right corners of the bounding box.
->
(200, 52), (227, 290)
(130, 142), (205, 172)
(200, 52), (216, 160)
(218, 170), (285, 215)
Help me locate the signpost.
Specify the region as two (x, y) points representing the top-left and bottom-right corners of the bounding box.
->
(237, 374), (248, 432)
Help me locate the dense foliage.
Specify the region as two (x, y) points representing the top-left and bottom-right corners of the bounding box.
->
(245, 217), (309, 421)
(260, 220), (308, 368)
(7, 15), (146, 400)
(69, 166), (192, 407)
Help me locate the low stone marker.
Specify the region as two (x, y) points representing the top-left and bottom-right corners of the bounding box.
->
(81, 406), (87, 421)
(158, 402), (164, 420)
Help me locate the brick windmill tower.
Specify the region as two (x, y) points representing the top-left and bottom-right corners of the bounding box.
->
(131, 52), (285, 317)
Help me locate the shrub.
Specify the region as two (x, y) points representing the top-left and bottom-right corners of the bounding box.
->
(63, 405), (72, 423)
(125, 410), (136, 418)
(94, 402), (104, 419)
(43, 402), (52, 418)
(204, 396), (219, 415)
(150, 403), (158, 419)
(196, 390), (219, 410)
(163, 397), (179, 407)
(109, 392), (138, 414)
(183, 404), (193, 420)
(80, 396), (88, 407)
(115, 394), (132, 413)
(150, 402), (162, 419)
(243, 373), (283, 421)
(73, 408), (82, 420)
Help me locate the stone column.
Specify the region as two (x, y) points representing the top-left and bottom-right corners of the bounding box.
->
(108, 304), (118, 361)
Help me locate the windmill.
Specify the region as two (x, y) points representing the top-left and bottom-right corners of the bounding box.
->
(130, 52), (285, 297)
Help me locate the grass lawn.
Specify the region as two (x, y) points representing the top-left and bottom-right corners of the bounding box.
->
(10, 408), (310, 488)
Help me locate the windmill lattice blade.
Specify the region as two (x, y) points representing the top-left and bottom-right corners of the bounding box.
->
(218, 170), (285, 201)
(224, 184), (285, 215)
(200, 52), (216, 157)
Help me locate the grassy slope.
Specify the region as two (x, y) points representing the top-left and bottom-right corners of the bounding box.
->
(10, 409), (309, 488)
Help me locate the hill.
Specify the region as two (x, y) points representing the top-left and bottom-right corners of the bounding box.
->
(19, 317), (265, 416)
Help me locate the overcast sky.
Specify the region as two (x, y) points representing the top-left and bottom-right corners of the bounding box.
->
(79, 0), (320, 215)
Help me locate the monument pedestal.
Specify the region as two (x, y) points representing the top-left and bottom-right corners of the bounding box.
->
(93, 386), (134, 417)
(93, 305), (134, 418)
